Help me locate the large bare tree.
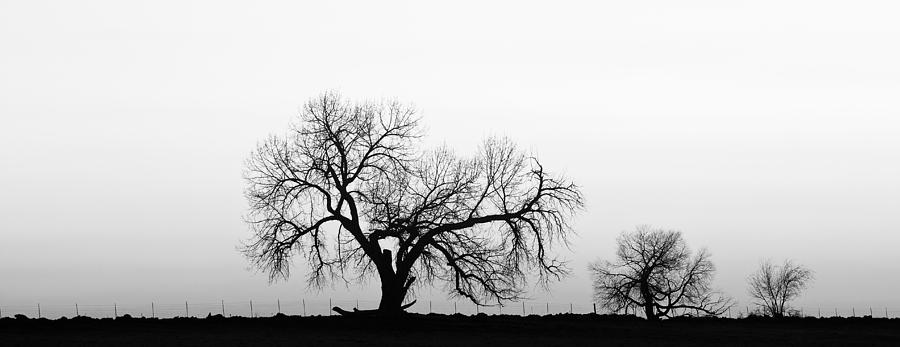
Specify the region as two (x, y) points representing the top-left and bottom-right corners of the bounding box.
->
(589, 226), (733, 321)
(747, 259), (813, 317)
(242, 92), (583, 314)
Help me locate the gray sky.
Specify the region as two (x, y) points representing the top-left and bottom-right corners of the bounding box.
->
(2, 0), (899, 314)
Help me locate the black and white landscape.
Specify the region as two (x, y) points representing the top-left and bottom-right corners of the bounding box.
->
(1, 1), (899, 346)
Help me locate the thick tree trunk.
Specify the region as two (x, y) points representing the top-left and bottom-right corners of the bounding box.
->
(377, 249), (411, 313)
(643, 304), (657, 320)
(333, 249), (416, 316)
(377, 281), (406, 313)
(640, 281), (658, 321)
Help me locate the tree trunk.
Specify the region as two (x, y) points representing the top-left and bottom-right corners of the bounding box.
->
(377, 249), (409, 313)
(772, 306), (784, 318)
(377, 280), (406, 313)
(332, 249), (417, 316)
(640, 280), (658, 321)
(369, 249), (416, 314)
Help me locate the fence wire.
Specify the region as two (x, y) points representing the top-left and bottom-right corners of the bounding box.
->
(0, 301), (896, 320)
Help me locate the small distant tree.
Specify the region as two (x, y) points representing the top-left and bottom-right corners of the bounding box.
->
(747, 259), (813, 318)
(589, 226), (733, 321)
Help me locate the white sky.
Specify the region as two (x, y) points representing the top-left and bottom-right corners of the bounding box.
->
(1, 0), (899, 314)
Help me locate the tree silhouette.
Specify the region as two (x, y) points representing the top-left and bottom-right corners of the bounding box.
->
(589, 226), (733, 321)
(747, 259), (813, 317)
(242, 92), (583, 314)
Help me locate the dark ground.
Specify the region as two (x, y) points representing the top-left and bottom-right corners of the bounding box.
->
(2, 313), (899, 346)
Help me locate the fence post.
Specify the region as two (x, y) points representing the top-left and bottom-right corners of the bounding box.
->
(186, 301), (190, 317)
(152, 302), (155, 318)
(546, 302), (549, 314)
(476, 304), (479, 314)
(38, 303), (41, 318)
(834, 308), (837, 317)
(113, 303), (116, 318)
(250, 300), (254, 318)
(570, 303), (573, 314)
(222, 300), (225, 316)
(870, 307), (873, 317)
(329, 298), (332, 316)
(818, 307), (821, 318)
(76, 303), (79, 317)
(429, 301), (432, 313)
(886, 307), (889, 318)
(593, 303), (597, 315)
(852, 307), (855, 317)
(357, 299), (359, 311)
(302, 299), (306, 316)
(454, 302), (457, 314)
(278, 299), (281, 314)
(523, 302), (526, 315)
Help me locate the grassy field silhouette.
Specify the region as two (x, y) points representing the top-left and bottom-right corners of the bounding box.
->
(3, 313), (899, 346)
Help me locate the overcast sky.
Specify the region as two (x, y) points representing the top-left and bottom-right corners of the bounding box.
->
(2, 0), (899, 315)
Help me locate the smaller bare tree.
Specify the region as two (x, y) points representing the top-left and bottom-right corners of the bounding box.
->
(747, 259), (813, 317)
(590, 226), (733, 321)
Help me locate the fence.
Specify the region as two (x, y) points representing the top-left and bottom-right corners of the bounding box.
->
(0, 300), (897, 320)
(0, 300), (608, 319)
(728, 306), (898, 319)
